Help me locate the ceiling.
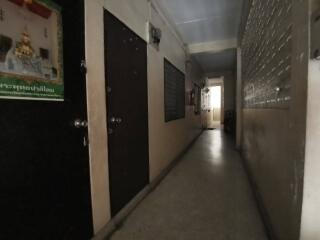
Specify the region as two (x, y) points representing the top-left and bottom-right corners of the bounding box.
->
(156, 0), (243, 73)
(193, 49), (237, 73)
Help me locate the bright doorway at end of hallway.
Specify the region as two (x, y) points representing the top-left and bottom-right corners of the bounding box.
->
(209, 85), (222, 128)
(202, 77), (224, 130)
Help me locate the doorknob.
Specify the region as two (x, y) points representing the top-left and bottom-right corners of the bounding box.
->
(109, 117), (122, 124)
(74, 119), (88, 128)
(110, 117), (116, 124)
(116, 118), (122, 124)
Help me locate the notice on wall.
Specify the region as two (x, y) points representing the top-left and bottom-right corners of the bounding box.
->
(0, 0), (64, 101)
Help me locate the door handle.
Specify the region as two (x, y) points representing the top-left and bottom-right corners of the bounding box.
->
(74, 119), (88, 128)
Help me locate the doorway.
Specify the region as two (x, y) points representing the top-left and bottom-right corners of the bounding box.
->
(202, 77), (224, 129)
(209, 86), (222, 127)
(104, 11), (150, 217)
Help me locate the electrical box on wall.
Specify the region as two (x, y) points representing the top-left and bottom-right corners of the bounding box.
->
(147, 22), (162, 51)
(311, 8), (320, 60)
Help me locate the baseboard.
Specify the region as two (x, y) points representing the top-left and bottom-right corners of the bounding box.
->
(92, 130), (203, 240)
(239, 151), (277, 240)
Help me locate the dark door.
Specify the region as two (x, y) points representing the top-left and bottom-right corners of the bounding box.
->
(104, 11), (149, 216)
(0, 1), (93, 239)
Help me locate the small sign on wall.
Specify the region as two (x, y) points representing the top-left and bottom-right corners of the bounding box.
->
(0, 0), (64, 101)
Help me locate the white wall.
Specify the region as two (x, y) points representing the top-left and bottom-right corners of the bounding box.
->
(240, 0), (309, 238)
(299, 1), (320, 239)
(236, 48), (242, 148)
(300, 61), (320, 240)
(85, 0), (203, 234)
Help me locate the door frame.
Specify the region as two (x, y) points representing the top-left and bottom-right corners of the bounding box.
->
(84, 1), (111, 234)
(207, 77), (225, 125)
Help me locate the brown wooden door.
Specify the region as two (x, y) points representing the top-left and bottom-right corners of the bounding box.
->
(104, 11), (149, 216)
(0, 1), (93, 239)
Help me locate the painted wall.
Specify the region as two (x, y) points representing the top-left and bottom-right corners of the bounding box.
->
(300, 1), (320, 239)
(236, 48), (242, 148)
(236, 0), (252, 148)
(240, 0), (309, 239)
(300, 60), (320, 240)
(85, 0), (204, 234)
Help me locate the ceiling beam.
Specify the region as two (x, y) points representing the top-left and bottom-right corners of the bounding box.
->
(188, 39), (237, 54)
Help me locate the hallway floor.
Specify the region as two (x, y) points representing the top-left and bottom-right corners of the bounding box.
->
(108, 130), (268, 240)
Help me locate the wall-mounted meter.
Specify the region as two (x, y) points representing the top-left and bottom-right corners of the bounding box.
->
(147, 22), (162, 51)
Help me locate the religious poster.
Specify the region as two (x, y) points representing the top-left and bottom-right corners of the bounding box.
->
(0, 0), (64, 101)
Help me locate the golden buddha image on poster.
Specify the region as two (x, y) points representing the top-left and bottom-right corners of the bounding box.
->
(0, 0), (64, 101)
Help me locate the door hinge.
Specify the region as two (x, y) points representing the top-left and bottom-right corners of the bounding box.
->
(83, 134), (89, 147)
(80, 60), (87, 74)
(108, 128), (114, 135)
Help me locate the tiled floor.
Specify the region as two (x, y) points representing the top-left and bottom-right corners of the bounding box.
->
(108, 130), (268, 240)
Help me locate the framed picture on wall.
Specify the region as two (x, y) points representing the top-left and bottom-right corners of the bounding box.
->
(0, 0), (64, 101)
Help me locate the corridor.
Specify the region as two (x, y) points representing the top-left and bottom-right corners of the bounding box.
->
(1, 0), (318, 238)
(108, 130), (268, 240)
